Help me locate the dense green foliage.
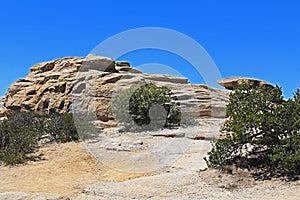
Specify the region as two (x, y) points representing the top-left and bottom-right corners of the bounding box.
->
(0, 112), (79, 165)
(206, 82), (300, 180)
(112, 83), (181, 131)
(0, 112), (40, 165)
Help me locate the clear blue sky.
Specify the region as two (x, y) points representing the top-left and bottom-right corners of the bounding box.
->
(1, 0), (300, 98)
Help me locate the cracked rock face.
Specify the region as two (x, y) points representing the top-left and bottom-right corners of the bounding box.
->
(2, 54), (229, 130)
(5, 57), (84, 115)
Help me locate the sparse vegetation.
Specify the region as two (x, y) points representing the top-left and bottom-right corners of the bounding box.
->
(0, 112), (79, 165)
(206, 81), (300, 180)
(46, 112), (79, 143)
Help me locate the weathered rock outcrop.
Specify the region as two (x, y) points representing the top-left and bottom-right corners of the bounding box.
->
(5, 57), (83, 115)
(217, 76), (273, 90)
(2, 56), (292, 200)
(3, 54), (229, 129)
(0, 96), (7, 118)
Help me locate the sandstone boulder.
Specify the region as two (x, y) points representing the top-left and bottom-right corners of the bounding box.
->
(116, 61), (142, 73)
(80, 54), (117, 72)
(217, 76), (273, 90)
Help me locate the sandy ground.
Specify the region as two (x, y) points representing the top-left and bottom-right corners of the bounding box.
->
(0, 142), (299, 200)
(0, 142), (148, 196)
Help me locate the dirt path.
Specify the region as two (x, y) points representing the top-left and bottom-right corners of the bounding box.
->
(0, 142), (299, 200)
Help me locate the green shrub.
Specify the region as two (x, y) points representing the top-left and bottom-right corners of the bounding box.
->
(0, 112), (40, 165)
(111, 83), (181, 131)
(268, 90), (300, 176)
(206, 81), (300, 179)
(0, 112), (79, 165)
(47, 113), (79, 143)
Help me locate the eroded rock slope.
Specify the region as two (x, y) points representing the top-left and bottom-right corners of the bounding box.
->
(2, 54), (229, 130)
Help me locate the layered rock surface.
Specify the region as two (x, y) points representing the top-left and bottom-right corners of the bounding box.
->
(0, 96), (7, 118)
(2, 54), (229, 130)
(5, 57), (83, 115)
(0, 54), (230, 175)
(217, 76), (273, 90)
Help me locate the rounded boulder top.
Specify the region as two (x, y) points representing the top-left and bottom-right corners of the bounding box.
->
(217, 76), (274, 90)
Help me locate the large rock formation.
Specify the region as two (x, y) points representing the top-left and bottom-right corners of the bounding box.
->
(2, 56), (292, 200)
(2, 54), (229, 130)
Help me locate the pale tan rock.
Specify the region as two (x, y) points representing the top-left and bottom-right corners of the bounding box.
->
(3, 55), (229, 130)
(5, 57), (83, 114)
(115, 61), (142, 73)
(81, 54), (117, 72)
(217, 76), (273, 90)
(0, 96), (7, 118)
